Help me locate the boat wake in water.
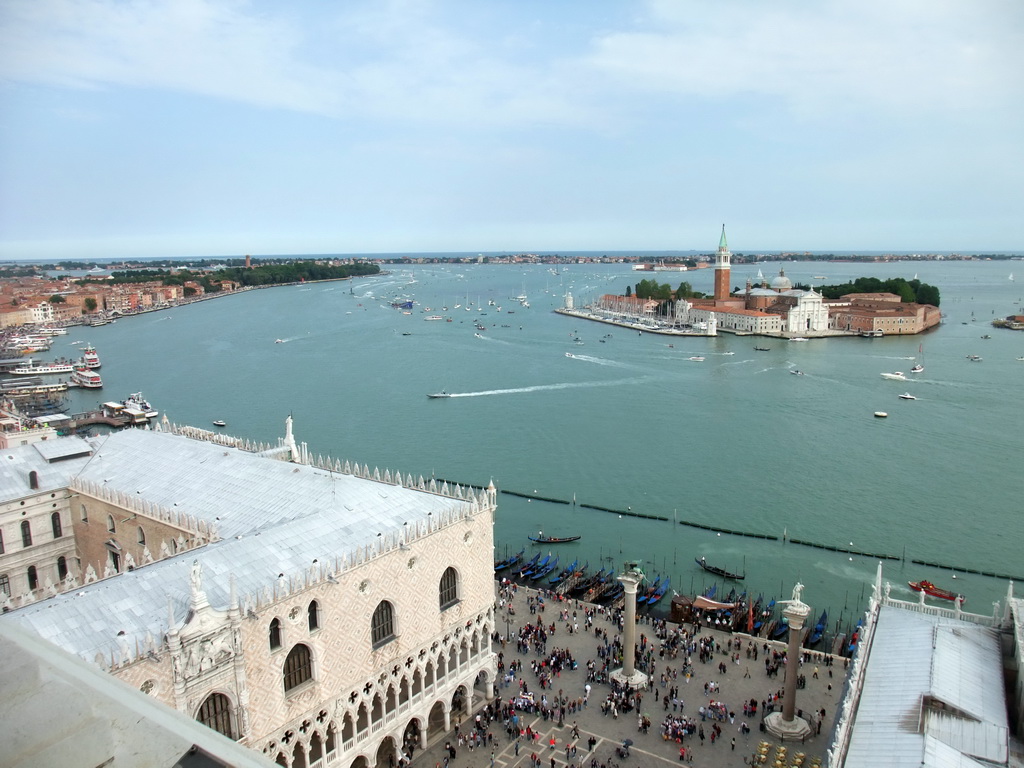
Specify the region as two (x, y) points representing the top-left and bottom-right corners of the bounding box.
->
(564, 354), (635, 369)
(441, 377), (650, 398)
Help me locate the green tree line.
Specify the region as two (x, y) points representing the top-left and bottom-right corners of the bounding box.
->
(811, 277), (940, 306)
(74, 262), (380, 291)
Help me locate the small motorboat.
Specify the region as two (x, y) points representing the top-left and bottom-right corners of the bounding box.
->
(874, 411), (888, 418)
(427, 391), (452, 399)
(790, 369), (804, 376)
(753, 346), (771, 351)
(898, 393), (916, 400)
(880, 372), (907, 381)
(909, 579), (964, 604)
(688, 356), (705, 362)
(213, 420), (226, 427)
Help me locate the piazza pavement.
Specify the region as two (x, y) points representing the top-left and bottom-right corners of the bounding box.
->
(413, 580), (848, 768)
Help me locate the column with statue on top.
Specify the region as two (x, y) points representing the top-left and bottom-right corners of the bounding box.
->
(764, 582), (814, 741)
(609, 561), (650, 690)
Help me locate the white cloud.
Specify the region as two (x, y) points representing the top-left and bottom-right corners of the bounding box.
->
(585, 0), (1024, 119)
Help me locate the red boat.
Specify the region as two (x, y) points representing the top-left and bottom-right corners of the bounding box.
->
(909, 580), (965, 604)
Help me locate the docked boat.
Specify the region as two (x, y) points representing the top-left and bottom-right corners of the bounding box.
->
(71, 366), (103, 389)
(10, 360), (75, 376)
(695, 556), (744, 580)
(898, 392), (916, 400)
(517, 552), (542, 578)
(806, 610), (828, 646)
(122, 393), (158, 419)
(789, 337), (810, 342)
(81, 344), (101, 368)
(494, 547), (525, 572)
(880, 371), (907, 381)
(426, 391), (452, 399)
(909, 579), (964, 604)
(646, 577), (671, 606)
(753, 346), (771, 351)
(528, 532), (582, 544)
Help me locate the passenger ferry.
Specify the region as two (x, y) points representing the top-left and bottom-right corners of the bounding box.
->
(82, 344), (101, 368)
(71, 366), (103, 389)
(10, 359), (75, 376)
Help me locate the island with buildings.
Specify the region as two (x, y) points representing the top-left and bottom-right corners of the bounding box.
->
(557, 227), (943, 339)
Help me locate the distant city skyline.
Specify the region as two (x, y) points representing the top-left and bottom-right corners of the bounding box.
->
(1, 1), (1022, 260)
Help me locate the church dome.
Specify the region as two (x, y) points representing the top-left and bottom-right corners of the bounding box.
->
(771, 268), (792, 292)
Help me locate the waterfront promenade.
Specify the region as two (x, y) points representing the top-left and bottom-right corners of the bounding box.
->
(413, 582), (847, 768)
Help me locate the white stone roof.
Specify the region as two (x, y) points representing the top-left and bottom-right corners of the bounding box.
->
(0, 435), (96, 499)
(843, 605), (1008, 767)
(0, 428), (481, 665)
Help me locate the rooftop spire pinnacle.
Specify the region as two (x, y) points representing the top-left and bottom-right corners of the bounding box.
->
(719, 223), (728, 252)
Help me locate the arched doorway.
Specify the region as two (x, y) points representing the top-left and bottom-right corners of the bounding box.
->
(349, 756), (370, 768)
(375, 735), (397, 768)
(450, 685), (468, 722)
(401, 717), (422, 759)
(426, 701), (446, 740)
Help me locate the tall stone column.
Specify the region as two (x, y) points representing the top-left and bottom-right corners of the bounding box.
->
(610, 562), (649, 690)
(765, 583), (813, 740)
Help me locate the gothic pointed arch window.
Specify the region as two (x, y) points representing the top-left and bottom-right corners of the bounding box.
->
(197, 692), (236, 739)
(269, 617), (282, 651)
(106, 514), (116, 533)
(283, 644), (313, 693)
(371, 600), (395, 647)
(439, 566), (459, 610)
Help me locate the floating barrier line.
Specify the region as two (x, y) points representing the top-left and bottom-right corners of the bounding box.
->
(910, 558), (1022, 582)
(482, 484), (1017, 582)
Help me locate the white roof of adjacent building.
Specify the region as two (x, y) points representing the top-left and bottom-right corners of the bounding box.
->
(1, 427), (479, 664)
(843, 605), (1008, 767)
(0, 620), (275, 768)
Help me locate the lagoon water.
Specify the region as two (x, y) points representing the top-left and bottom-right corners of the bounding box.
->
(49, 258), (1023, 640)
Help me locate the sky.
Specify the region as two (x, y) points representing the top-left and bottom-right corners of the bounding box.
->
(1, 0), (1022, 261)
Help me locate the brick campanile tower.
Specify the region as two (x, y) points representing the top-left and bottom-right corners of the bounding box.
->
(713, 224), (731, 301)
(245, 254), (251, 269)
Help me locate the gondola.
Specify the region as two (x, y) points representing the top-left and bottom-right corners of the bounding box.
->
(517, 552), (542, 578)
(528, 533), (581, 543)
(494, 547), (525, 572)
(695, 556), (745, 580)
(806, 610), (828, 646)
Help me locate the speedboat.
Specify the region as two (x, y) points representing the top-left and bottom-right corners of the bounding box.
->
(427, 392), (452, 399)
(213, 420), (226, 427)
(909, 580), (964, 603)
(790, 369), (804, 376)
(565, 352), (574, 358)
(880, 372), (907, 381)
(967, 355), (982, 362)
(898, 392), (916, 400)
(874, 411), (888, 418)
(688, 356), (705, 362)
